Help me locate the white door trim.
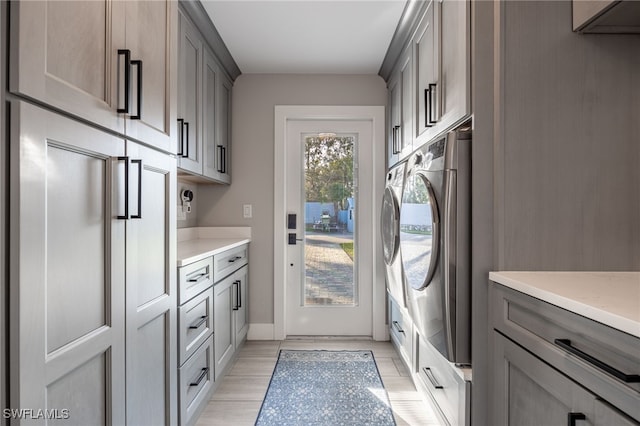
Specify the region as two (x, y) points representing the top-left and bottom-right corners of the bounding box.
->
(274, 105), (387, 341)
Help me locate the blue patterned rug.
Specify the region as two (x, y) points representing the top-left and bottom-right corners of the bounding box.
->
(255, 350), (396, 426)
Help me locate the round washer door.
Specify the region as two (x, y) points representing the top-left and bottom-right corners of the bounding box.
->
(399, 170), (440, 290)
(381, 186), (400, 265)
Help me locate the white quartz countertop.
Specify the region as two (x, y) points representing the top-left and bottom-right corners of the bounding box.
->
(489, 271), (640, 338)
(177, 227), (251, 267)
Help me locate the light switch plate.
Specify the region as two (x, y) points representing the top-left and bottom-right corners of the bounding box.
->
(243, 204), (252, 219)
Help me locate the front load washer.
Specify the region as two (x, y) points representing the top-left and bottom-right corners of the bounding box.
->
(381, 161), (407, 308)
(399, 127), (471, 364)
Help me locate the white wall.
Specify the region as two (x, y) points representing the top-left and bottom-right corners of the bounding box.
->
(197, 74), (387, 327)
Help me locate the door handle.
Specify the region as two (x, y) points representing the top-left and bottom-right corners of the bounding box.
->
(131, 159), (142, 219)
(117, 50), (131, 114)
(116, 156), (129, 220)
(288, 233), (304, 245)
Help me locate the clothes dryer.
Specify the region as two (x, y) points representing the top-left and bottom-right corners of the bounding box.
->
(381, 161), (407, 308)
(399, 127), (471, 364)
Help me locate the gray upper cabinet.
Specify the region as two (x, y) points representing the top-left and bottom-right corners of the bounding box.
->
(413, 0), (470, 148)
(9, 0), (177, 154)
(573, 0), (640, 33)
(178, 10), (204, 175)
(386, 0), (470, 167)
(177, 7), (232, 185)
(414, 0), (439, 140)
(387, 46), (412, 167)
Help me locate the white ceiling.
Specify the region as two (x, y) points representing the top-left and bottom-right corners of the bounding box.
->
(200, 1), (407, 74)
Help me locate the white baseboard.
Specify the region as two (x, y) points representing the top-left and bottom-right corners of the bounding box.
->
(248, 323), (275, 340)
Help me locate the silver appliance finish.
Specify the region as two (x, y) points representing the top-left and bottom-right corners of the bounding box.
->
(399, 127), (471, 364)
(381, 161), (407, 308)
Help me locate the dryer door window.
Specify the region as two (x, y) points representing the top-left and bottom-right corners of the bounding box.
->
(381, 186), (400, 265)
(399, 171), (440, 290)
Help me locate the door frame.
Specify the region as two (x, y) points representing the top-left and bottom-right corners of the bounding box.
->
(273, 105), (387, 341)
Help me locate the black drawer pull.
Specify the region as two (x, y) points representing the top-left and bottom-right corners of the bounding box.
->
(189, 316), (207, 329)
(189, 368), (209, 387)
(228, 256), (242, 263)
(187, 272), (209, 283)
(567, 412), (586, 426)
(392, 321), (405, 334)
(422, 367), (443, 389)
(554, 339), (640, 383)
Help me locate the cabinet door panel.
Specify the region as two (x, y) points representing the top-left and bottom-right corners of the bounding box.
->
(415, 0), (439, 139)
(439, 0), (470, 130)
(124, 0), (177, 153)
(215, 70), (232, 184)
(235, 266), (249, 345)
(9, 0), (124, 133)
(493, 332), (598, 426)
(214, 277), (235, 380)
(9, 101), (126, 424)
(203, 48), (219, 179)
(46, 145), (107, 352)
(125, 141), (177, 426)
(399, 53), (413, 160)
(177, 11), (203, 174)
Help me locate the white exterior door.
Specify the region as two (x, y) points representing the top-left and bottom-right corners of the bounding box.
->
(285, 119), (376, 336)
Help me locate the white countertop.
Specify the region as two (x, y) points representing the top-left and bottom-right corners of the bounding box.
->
(489, 271), (640, 338)
(177, 227), (251, 267)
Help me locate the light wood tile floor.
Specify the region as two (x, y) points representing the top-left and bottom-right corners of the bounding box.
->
(195, 339), (441, 426)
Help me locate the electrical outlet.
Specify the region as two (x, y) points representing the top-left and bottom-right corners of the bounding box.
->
(243, 204), (252, 219)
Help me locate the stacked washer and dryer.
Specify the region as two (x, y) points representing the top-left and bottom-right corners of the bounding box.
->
(382, 126), (472, 426)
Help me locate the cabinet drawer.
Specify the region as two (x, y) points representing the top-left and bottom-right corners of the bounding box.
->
(491, 283), (640, 421)
(213, 244), (248, 281)
(389, 296), (413, 368)
(179, 287), (213, 366)
(416, 334), (470, 426)
(178, 257), (214, 305)
(179, 335), (214, 426)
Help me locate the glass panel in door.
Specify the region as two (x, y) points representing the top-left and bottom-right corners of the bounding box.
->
(303, 134), (356, 306)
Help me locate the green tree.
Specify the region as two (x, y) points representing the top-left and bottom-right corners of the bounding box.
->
(304, 135), (354, 218)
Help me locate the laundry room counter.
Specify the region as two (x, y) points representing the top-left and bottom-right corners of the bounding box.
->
(177, 227), (251, 266)
(489, 271), (640, 337)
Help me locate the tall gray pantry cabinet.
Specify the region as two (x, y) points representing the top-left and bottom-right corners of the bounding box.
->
(7, 1), (178, 424)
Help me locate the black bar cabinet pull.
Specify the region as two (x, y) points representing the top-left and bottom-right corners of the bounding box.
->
(187, 272), (209, 283)
(117, 50), (131, 114)
(568, 412), (586, 426)
(237, 279), (242, 309)
(223, 146), (227, 173)
(428, 83), (437, 125)
(130, 59), (142, 120)
(184, 121), (190, 158)
(232, 281), (239, 311)
(554, 339), (640, 383)
(177, 119), (185, 156)
(189, 368), (209, 387)
(392, 321), (405, 334)
(131, 159), (142, 219)
(117, 156), (129, 220)
(422, 367), (443, 389)
(217, 145), (224, 173)
(189, 316), (208, 330)
(424, 88), (432, 128)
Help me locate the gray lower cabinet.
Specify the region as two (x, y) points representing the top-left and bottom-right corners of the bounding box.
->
(490, 282), (640, 425)
(415, 332), (471, 426)
(177, 258), (215, 426)
(214, 264), (249, 380)
(388, 295), (413, 370)
(8, 100), (177, 425)
(493, 332), (636, 426)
